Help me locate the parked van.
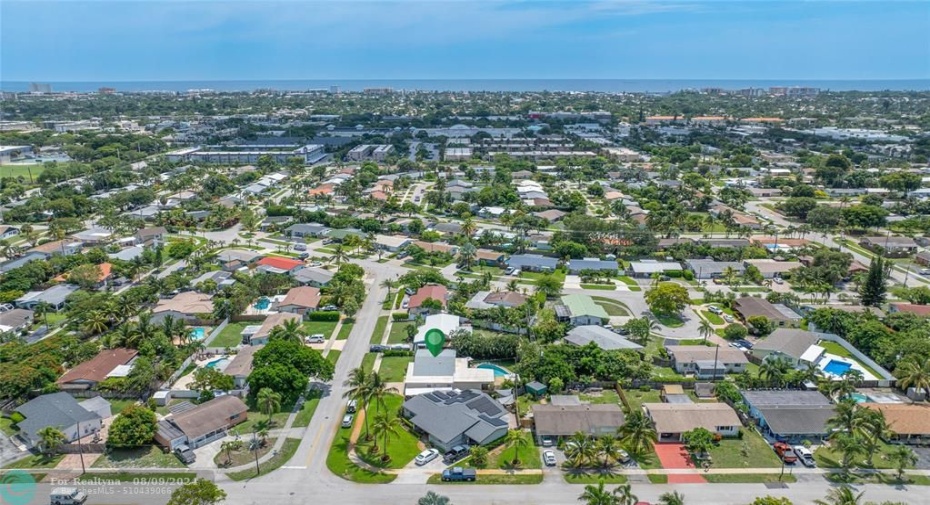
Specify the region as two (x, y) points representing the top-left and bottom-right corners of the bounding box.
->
(50, 488), (88, 505)
(346, 400), (357, 413)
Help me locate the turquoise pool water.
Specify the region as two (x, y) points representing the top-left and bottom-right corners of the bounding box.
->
(848, 392), (869, 403)
(823, 359), (853, 376)
(254, 297), (271, 310)
(205, 357), (230, 369)
(477, 363), (512, 377)
(190, 327), (205, 340)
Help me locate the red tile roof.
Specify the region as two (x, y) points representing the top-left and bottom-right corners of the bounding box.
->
(408, 284), (448, 309)
(257, 256), (304, 271)
(58, 348), (138, 385)
(892, 303), (930, 317)
(280, 286), (321, 309)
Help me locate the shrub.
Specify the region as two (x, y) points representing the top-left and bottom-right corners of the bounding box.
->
(391, 312), (409, 322)
(382, 349), (413, 357)
(682, 270), (694, 281)
(723, 324), (749, 340)
(664, 270), (683, 278)
(308, 311), (340, 321)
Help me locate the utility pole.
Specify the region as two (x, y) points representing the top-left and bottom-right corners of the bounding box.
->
(76, 421), (86, 474)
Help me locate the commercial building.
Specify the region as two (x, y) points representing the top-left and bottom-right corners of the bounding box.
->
(165, 145), (326, 165)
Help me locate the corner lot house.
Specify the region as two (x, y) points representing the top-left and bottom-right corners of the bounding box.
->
(408, 284), (448, 317)
(292, 267), (335, 287)
(644, 403), (741, 442)
(57, 348), (138, 391)
(155, 396), (248, 450)
(666, 345), (748, 378)
(402, 389), (509, 451)
(256, 256), (304, 275)
(14, 392), (106, 448)
(153, 292), (214, 324)
(532, 400), (625, 444)
(277, 286), (321, 317)
(564, 325), (643, 351)
(859, 236), (918, 256)
(557, 294), (608, 326)
(742, 390), (834, 442)
(404, 349), (494, 396)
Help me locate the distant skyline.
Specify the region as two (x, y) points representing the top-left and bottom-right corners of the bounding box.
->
(2, 1), (929, 82)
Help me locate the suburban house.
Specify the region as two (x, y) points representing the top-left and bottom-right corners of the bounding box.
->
(684, 259), (745, 280)
(286, 223), (332, 240)
(732, 297), (801, 327)
(628, 260), (682, 278)
(506, 254), (559, 272)
(0, 225), (21, 239)
(408, 284), (449, 317)
(292, 267), (335, 287)
(889, 303), (930, 317)
(533, 210), (567, 223)
(556, 294), (608, 326)
(741, 390), (835, 442)
(0, 252), (51, 274)
(411, 241), (458, 256)
(743, 259), (804, 279)
(277, 286), (321, 317)
(256, 256), (304, 275)
(153, 292), (214, 324)
(564, 325), (643, 351)
(465, 291), (528, 310)
(0, 307), (34, 333)
(13, 392), (108, 448)
(15, 284), (80, 311)
(403, 349), (495, 396)
(373, 235), (411, 252)
(750, 328), (819, 364)
(643, 403), (742, 442)
(248, 312), (304, 345)
(666, 345), (748, 378)
(858, 236), (918, 257)
(413, 314), (465, 348)
(567, 258), (619, 275)
(29, 239), (83, 257)
(402, 389), (509, 451)
(216, 249), (263, 271)
(532, 398), (626, 444)
(135, 226), (168, 247)
(475, 249), (505, 266)
(57, 348), (139, 392)
(223, 345), (263, 389)
(192, 270), (235, 291)
(862, 404), (930, 444)
(155, 395), (248, 451)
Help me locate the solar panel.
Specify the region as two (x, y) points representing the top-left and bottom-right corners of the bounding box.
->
(479, 414), (508, 427)
(169, 401), (196, 415)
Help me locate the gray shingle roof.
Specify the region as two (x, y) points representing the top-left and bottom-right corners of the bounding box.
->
(742, 390), (831, 408)
(752, 328), (819, 361)
(758, 405), (835, 436)
(565, 326), (643, 351)
(403, 390), (507, 445)
(15, 392), (101, 442)
(506, 254), (558, 270)
(411, 349), (456, 376)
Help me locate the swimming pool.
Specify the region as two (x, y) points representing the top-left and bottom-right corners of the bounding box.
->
(848, 392), (869, 403)
(205, 357), (230, 370)
(477, 363), (512, 377)
(823, 359), (853, 376)
(254, 297), (271, 310)
(190, 327), (205, 340)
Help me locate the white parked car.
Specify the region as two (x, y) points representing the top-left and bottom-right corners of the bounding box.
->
(415, 448), (440, 466)
(543, 450), (557, 467)
(305, 334), (325, 343)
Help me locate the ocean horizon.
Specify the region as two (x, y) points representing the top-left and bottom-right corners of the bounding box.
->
(3, 79), (929, 94)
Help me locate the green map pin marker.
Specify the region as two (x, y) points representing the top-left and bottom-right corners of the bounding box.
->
(424, 328), (446, 357)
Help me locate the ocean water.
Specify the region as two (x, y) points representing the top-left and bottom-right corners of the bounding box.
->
(2, 79), (928, 93)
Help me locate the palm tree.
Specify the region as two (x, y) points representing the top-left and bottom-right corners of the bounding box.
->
(698, 319), (713, 344)
(370, 413), (402, 462)
(34, 301), (52, 331)
(504, 430), (531, 466)
(596, 434), (624, 469)
(826, 399), (859, 435)
(329, 243), (349, 265)
(832, 432), (865, 472)
(367, 371), (397, 414)
(37, 426), (66, 456)
(617, 411), (657, 456)
(343, 367), (373, 439)
(82, 311), (109, 336)
(257, 388), (282, 424)
(578, 480), (618, 505)
(895, 357), (930, 400)
(564, 432), (597, 467)
(814, 487), (863, 505)
(613, 484), (638, 505)
(270, 319), (304, 343)
(889, 445), (917, 481)
(461, 217), (477, 239)
(380, 279), (396, 301)
(220, 439), (242, 464)
(858, 409), (892, 466)
(759, 357), (791, 388)
(658, 491), (686, 505)
(418, 491), (451, 505)
(457, 242), (477, 271)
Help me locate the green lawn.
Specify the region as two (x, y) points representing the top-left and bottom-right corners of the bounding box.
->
(817, 341), (884, 378)
(326, 425), (396, 483)
(427, 473), (542, 485)
(579, 390), (620, 405)
(634, 449), (662, 470)
(647, 474), (668, 483)
(617, 276), (642, 291)
(215, 437), (277, 467)
(591, 297), (631, 316)
(701, 311), (725, 325)
(705, 429), (782, 468)
(107, 399), (138, 416)
(303, 320), (338, 338)
(92, 446), (184, 469)
(5, 453), (64, 469)
(231, 410), (290, 434)
(354, 394), (421, 470)
(581, 284), (616, 291)
(520, 269), (566, 284)
(370, 315), (389, 344)
(654, 314), (684, 327)
(361, 353), (376, 373)
(564, 472), (628, 484)
(336, 321), (354, 340)
(0, 416), (20, 436)
(378, 356), (412, 382)
(227, 438), (301, 481)
(624, 389), (662, 413)
(212, 322), (250, 348)
(705, 473), (796, 483)
(388, 322), (413, 344)
(815, 440), (903, 470)
(292, 390), (323, 428)
(327, 350), (342, 365)
(1, 164), (46, 180)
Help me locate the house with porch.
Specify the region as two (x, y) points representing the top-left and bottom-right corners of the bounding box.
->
(643, 403), (741, 442)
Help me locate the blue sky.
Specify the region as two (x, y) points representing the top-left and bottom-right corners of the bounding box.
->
(2, 0), (928, 81)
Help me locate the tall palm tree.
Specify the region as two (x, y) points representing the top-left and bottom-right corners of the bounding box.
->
(564, 432), (597, 467)
(578, 480), (618, 505)
(613, 484), (638, 505)
(37, 426), (66, 456)
(617, 411), (658, 456)
(343, 367), (373, 438)
(34, 301), (52, 331)
(658, 491), (686, 505)
(596, 434), (624, 469)
(82, 311), (109, 336)
(832, 432), (865, 472)
(858, 409), (893, 466)
(826, 399), (859, 435)
(417, 491), (451, 505)
(759, 357), (791, 388)
(889, 445), (917, 481)
(370, 413), (402, 462)
(814, 487), (863, 505)
(895, 357), (930, 400)
(461, 217), (477, 239)
(270, 319), (304, 343)
(257, 388), (282, 423)
(698, 319), (714, 344)
(380, 279), (396, 300)
(504, 430), (531, 466)
(329, 244), (349, 265)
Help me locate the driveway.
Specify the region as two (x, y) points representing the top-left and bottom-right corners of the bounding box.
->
(653, 443), (707, 484)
